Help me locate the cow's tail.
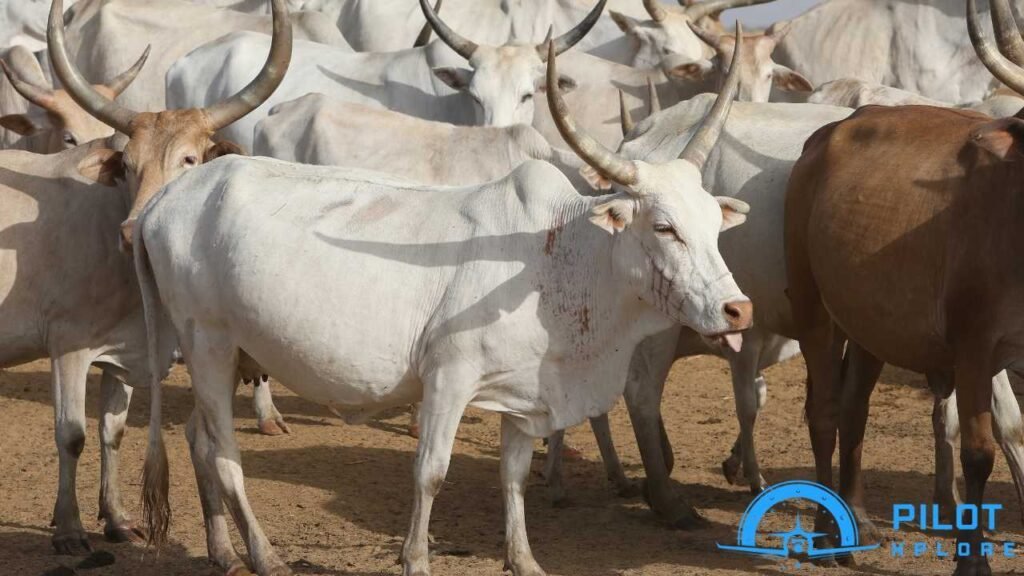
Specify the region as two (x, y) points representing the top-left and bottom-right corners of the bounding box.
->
(132, 219), (171, 546)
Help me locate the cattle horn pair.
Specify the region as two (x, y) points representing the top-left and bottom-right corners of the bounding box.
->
(645, 0), (773, 23)
(47, 0), (292, 134)
(968, 0), (1024, 96)
(418, 0), (607, 61)
(550, 22), (744, 187)
(618, 79), (662, 136)
(2, 45), (149, 109)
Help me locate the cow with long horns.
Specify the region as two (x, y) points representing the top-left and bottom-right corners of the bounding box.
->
(132, 25), (753, 576)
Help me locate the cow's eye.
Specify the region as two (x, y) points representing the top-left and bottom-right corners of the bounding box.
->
(653, 223), (676, 236)
(62, 132), (77, 146)
(183, 155), (198, 166)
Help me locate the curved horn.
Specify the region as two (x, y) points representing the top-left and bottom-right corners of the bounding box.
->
(0, 60), (54, 109)
(413, 0), (443, 48)
(48, 0), (139, 134)
(539, 0), (608, 60)
(419, 0), (477, 60)
(969, 0), (1024, 97)
(680, 21), (742, 170)
(203, 0), (293, 130)
(990, 0), (1024, 66)
(647, 77), (661, 115)
(547, 41), (637, 186)
(644, 0), (668, 22)
(685, 0), (772, 22)
(766, 19), (793, 44)
(105, 45), (151, 97)
(687, 20), (723, 51)
(619, 90), (635, 136)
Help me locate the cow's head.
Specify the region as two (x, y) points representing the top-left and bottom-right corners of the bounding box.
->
(968, 0), (1024, 161)
(609, 0), (772, 69)
(665, 20), (811, 102)
(48, 0), (290, 250)
(422, 0), (602, 127)
(0, 46), (147, 152)
(547, 30), (752, 344)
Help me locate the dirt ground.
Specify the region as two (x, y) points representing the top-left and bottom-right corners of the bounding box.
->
(2, 355), (1023, 576)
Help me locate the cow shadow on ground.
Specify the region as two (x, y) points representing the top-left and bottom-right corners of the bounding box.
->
(0, 368), (337, 428)
(242, 443), (789, 575)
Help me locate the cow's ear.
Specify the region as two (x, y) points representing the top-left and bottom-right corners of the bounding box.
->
(971, 118), (1024, 161)
(432, 67), (473, 91)
(717, 196), (749, 232)
(538, 74), (577, 95)
(205, 140), (245, 161)
(609, 11), (640, 35)
(772, 64), (813, 93)
(666, 59), (714, 82)
(0, 114), (42, 135)
(77, 148), (124, 186)
(590, 195), (636, 234)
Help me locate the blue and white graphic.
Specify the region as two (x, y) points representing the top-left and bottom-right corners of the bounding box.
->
(718, 480), (880, 560)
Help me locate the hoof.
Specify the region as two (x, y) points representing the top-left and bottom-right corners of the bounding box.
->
(258, 418), (290, 436)
(503, 559), (547, 576)
(226, 561), (255, 576)
(721, 457), (742, 486)
(103, 522), (145, 544)
(954, 556), (992, 576)
(266, 566), (293, 576)
(748, 475), (767, 495)
(52, 530), (92, 556)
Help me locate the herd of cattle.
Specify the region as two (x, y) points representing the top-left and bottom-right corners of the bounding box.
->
(3, 0), (1024, 575)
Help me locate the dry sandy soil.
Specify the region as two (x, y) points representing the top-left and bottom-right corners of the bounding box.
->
(2, 355), (1023, 576)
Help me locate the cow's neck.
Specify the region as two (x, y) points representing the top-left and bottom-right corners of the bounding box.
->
(537, 195), (673, 367)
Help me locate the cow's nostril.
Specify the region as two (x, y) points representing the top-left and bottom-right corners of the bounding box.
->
(723, 300), (753, 328)
(724, 303), (742, 319)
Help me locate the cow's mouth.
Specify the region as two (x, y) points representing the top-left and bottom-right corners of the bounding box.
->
(708, 331), (744, 353)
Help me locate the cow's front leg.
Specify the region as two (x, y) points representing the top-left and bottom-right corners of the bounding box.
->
(722, 332), (767, 494)
(928, 372), (961, 523)
(624, 330), (698, 528)
(502, 416), (546, 576)
(953, 357), (995, 576)
(50, 351), (92, 555)
(990, 370), (1024, 525)
(401, 374), (471, 576)
(190, 327), (289, 576)
(97, 370), (143, 543)
(251, 375), (289, 436)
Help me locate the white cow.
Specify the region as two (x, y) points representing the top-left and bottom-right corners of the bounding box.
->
(809, 78), (1024, 118)
(774, 0), (1024, 104)
(253, 93), (587, 188)
(1, 0), (79, 51)
(59, 0), (349, 112)
(134, 35), (752, 576)
(167, 0), (607, 150)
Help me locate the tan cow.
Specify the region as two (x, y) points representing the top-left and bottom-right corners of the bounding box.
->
(785, 1), (1024, 573)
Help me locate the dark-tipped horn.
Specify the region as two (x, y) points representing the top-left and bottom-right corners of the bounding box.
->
(990, 0), (1024, 66)
(48, 0), (139, 134)
(680, 21), (742, 170)
(203, 0), (292, 130)
(765, 19), (793, 44)
(419, 0), (477, 59)
(643, 0), (668, 22)
(687, 20), (723, 51)
(105, 45), (150, 97)
(539, 0), (607, 59)
(647, 77), (661, 115)
(619, 90), (635, 136)
(969, 0), (1024, 97)
(0, 59), (54, 109)
(413, 0), (443, 48)
(685, 0), (773, 22)
(547, 41), (637, 186)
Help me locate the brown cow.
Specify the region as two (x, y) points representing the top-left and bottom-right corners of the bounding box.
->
(784, 1), (1024, 574)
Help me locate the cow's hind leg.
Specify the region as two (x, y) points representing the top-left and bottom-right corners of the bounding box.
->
(401, 368), (472, 576)
(189, 327), (288, 576)
(542, 429), (567, 506)
(591, 413), (640, 497)
(97, 370), (143, 543)
(953, 356), (996, 576)
(928, 372), (961, 523)
(50, 351), (92, 554)
(252, 375), (289, 436)
(990, 370), (1024, 525)
(722, 331), (767, 494)
(187, 407), (252, 576)
(836, 342), (884, 543)
(502, 416), (546, 576)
